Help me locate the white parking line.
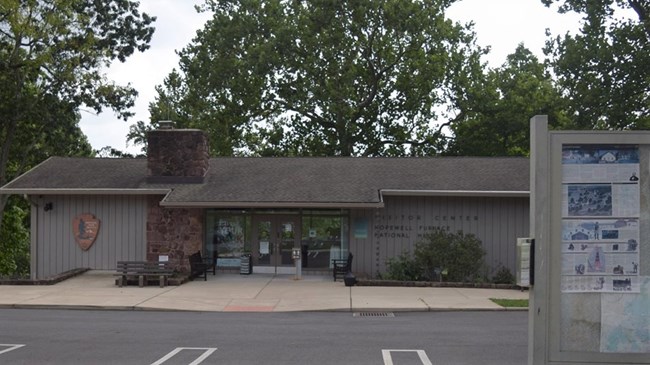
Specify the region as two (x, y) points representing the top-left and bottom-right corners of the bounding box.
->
(382, 349), (433, 365)
(0, 344), (26, 356)
(150, 347), (217, 365)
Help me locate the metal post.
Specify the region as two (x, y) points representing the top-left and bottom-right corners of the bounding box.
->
(295, 257), (302, 280)
(293, 248), (302, 280)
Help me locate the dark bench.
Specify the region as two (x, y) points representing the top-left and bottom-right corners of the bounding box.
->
(189, 251), (216, 281)
(114, 261), (173, 288)
(332, 252), (353, 281)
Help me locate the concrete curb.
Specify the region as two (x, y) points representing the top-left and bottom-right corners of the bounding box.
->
(0, 303), (529, 313)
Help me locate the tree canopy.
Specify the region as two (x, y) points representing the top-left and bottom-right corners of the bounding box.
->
(0, 0), (155, 275)
(446, 45), (569, 156)
(543, 0), (650, 129)
(141, 0), (486, 157)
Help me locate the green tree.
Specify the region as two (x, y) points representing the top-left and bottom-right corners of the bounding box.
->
(0, 1), (155, 272)
(542, 0), (650, 129)
(139, 0), (485, 157)
(446, 45), (569, 156)
(126, 69), (190, 154)
(0, 196), (29, 277)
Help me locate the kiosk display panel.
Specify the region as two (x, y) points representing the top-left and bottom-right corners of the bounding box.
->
(530, 116), (650, 364)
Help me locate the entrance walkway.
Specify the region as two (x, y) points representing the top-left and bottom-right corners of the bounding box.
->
(0, 271), (528, 312)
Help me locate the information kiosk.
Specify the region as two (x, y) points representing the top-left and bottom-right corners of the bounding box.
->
(529, 115), (650, 364)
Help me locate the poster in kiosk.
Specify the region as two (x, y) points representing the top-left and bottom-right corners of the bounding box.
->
(529, 115), (650, 365)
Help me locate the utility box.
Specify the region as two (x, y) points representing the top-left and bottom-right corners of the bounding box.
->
(516, 238), (533, 288)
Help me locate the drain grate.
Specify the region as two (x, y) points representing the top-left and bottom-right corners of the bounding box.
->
(353, 312), (395, 317)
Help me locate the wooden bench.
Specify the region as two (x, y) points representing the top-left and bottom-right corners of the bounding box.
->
(188, 251), (216, 281)
(332, 252), (353, 281)
(114, 261), (173, 288)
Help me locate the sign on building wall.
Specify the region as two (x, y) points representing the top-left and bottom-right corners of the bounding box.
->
(363, 197), (529, 278)
(353, 217), (368, 239)
(72, 213), (101, 251)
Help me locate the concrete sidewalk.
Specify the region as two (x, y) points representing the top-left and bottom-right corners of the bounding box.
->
(0, 270), (529, 312)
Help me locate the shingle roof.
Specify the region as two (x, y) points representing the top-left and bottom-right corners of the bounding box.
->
(1, 156), (530, 206)
(2, 157), (148, 190)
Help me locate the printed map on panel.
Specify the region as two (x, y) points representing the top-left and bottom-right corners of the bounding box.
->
(601, 276), (650, 352)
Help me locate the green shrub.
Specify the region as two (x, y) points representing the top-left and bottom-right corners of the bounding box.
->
(414, 228), (485, 282)
(492, 265), (515, 284)
(384, 252), (422, 281)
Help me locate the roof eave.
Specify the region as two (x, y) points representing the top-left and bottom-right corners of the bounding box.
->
(0, 188), (170, 196)
(380, 189), (530, 197)
(158, 201), (385, 209)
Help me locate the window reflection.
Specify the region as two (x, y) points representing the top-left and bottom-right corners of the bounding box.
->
(205, 213), (250, 267)
(205, 210), (349, 269)
(301, 215), (349, 268)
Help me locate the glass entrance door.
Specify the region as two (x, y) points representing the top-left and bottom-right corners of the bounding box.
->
(253, 216), (300, 273)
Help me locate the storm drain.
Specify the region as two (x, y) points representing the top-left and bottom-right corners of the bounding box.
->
(353, 312), (395, 317)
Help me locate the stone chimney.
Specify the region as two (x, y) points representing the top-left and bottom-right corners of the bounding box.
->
(146, 121), (209, 182)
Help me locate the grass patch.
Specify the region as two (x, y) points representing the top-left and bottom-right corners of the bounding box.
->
(490, 298), (529, 308)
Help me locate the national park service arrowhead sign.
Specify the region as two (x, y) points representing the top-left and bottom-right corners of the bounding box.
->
(72, 213), (100, 251)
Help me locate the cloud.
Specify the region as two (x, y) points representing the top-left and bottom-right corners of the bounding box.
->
(446, 0), (581, 67)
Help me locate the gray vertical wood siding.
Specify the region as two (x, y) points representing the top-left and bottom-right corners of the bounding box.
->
(30, 195), (147, 279)
(350, 195), (529, 278)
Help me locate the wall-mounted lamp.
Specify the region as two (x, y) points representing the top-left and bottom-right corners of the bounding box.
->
(43, 202), (53, 212)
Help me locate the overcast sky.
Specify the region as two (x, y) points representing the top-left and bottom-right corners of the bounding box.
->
(79, 0), (582, 155)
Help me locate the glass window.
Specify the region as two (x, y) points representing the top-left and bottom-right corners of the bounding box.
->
(205, 212), (251, 267)
(205, 209), (348, 269)
(301, 214), (349, 268)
